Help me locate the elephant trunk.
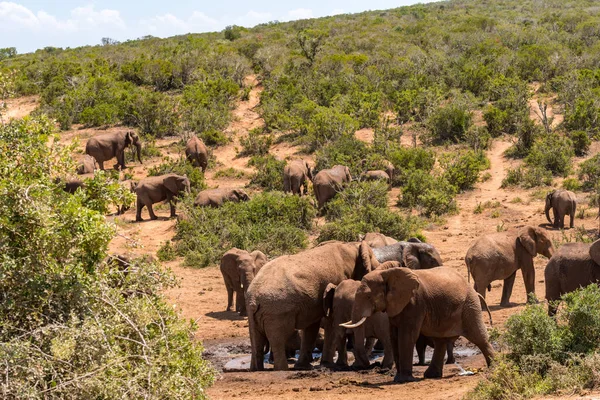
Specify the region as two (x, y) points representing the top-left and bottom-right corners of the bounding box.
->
(241, 271), (254, 293)
(545, 201), (553, 225)
(135, 142), (143, 164)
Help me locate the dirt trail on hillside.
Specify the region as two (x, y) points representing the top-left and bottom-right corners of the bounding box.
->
(3, 96), (38, 120)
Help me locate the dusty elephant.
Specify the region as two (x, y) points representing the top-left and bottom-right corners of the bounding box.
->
(361, 170), (390, 186)
(283, 160), (313, 196)
(358, 232), (398, 248)
(220, 248), (268, 316)
(85, 131), (142, 171)
(185, 135), (208, 172)
(341, 265), (494, 383)
(465, 226), (554, 306)
(194, 188), (249, 207)
(322, 279), (394, 369)
(545, 240), (600, 315)
(545, 189), (577, 229)
(313, 165), (352, 209)
(134, 174), (190, 221)
(76, 155), (97, 175)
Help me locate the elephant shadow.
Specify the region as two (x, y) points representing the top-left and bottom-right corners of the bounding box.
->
(206, 311), (246, 321)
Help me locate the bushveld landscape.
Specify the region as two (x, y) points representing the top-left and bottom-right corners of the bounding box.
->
(4, 0), (600, 398)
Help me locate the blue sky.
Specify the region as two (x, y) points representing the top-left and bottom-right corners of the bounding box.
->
(0, 1), (435, 53)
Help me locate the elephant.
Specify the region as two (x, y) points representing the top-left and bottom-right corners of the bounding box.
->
(56, 177), (85, 194)
(283, 160), (313, 196)
(371, 240), (443, 270)
(194, 188), (249, 207)
(313, 165), (352, 209)
(76, 155), (97, 175)
(360, 159), (395, 183)
(361, 170), (390, 186)
(85, 130), (142, 171)
(358, 232), (398, 248)
(134, 174), (190, 221)
(185, 135), (208, 172)
(545, 189), (577, 229)
(220, 248), (268, 316)
(322, 279), (394, 369)
(465, 226), (554, 306)
(341, 265), (494, 383)
(545, 240), (600, 315)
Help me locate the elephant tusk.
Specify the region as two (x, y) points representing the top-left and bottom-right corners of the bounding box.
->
(339, 317), (367, 329)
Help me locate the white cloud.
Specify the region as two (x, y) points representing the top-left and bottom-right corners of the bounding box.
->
(287, 8), (314, 20)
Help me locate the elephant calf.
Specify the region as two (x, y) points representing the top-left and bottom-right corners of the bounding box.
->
(322, 279), (393, 369)
(56, 177), (85, 194)
(185, 135), (208, 172)
(545, 189), (577, 229)
(76, 155), (97, 175)
(220, 248), (268, 316)
(313, 165), (352, 209)
(194, 188), (249, 207)
(134, 174), (190, 221)
(361, 170), (390, 186)
(465, 226), (554, 306)
(342, 265), (494, 383)
(283, 160), (313, 196)
(545, 240), (600, 315)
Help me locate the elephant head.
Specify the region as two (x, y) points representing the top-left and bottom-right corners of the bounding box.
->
(590, 239), (600, 266)
(233, 189), (250, 202)
(239, 251), (268, 292)
(402, 243), (443, 270)
(125, 131), (142, 164)
(340, 262), (410, 328)
(163, 175), (190, 196)
(518, 226), (554, 259)
(305, 161), (314, 182)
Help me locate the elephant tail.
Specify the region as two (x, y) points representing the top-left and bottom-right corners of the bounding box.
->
(477, 293), (493, 327)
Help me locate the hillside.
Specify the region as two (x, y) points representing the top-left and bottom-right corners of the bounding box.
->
(4, 0), (600, 399)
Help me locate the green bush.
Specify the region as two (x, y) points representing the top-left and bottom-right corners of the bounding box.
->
(562, 178), (582, 192)
(578, 154), (600, 190)
(441, 150), (490, 191)
(301, 104), (359, 152)
(157, 240), (177, 261)
(501, 166), (553, 189)
(181, 78), (240, 134)
(465, 125), (492, 151)
(239, 128), (273, 157)
(123, 89), (180, 138)
(76, 171), (135, 215)
(314, 135), (370, 178)
(247, 155), (285, 191)
(525, 133), (574, 177)
(386, 146), (436, 185)
(426, 101), (473, 143)
(483, 105), (511, 137)
(398, 170), (458, 217)
(325, 181), (389, 219)
(147, 158), (207, 193)
(506, 118), (544, 158)
(200, 129), (229, 146)
(174, 192), (316, 267)
(569, 130), (591, 156)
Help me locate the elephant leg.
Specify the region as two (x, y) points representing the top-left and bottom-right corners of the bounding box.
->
(249, 321), (267, 371)
(521, 259), (536, 303)
(226, 287), (234, 312)
(415, 334), (427, 366)
(424, 338), (447, 379)
(390, 325), (400, 373)
(98, 160), (105, 170)
(394, 325), (420, 383)
(295, 321), (320, 370)
(379, 332), (394, 370)
(320, 322), (336, 366)
(445, 338), (456, 364)
(352, 326), (371, 369)
(463, 302), (494, 367)
(147, 203), (158, 220)
(116, 150), (126, 170)
(570, 203), (576, 229)
(169, 200), (177, 218)
(500, 271), (517, 307)
(236, 290), (245, 315)
(265, 320), (295, 371)
(135, 198), (144, 222)
(335, 334), (348, 367)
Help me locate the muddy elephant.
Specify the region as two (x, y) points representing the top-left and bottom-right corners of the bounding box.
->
(545, 190), (577, 229)
(313, 165), (352, 209)
(134, 174), (190, 221)
(220, 248), (268, 316)
(322, 279), (394, 369)
(465, 226), (554, 306)
(361, 170), (390, 186)
(359, 232), (398, 248)
(194, 188), (249, 207)
(76, 155), (97, 175)
(341, 265), (494, 383)
(283, 160), (313, 196)
(185, 135), (208, 172)
(545, 240), (600, 315)
(85, 131), (142, 171)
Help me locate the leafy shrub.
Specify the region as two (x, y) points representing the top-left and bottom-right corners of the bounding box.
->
(239, 128), (273, 157)
(562, 178), (582, 192)
(483, 105), (511, 137)
(174, 192), (316, 267)
(525, 133), (574, 177)
(325, 181), (389, 219)
(76, 171), (135, 214)
(569, 130), (591, 156)
(386, 146), (436, 185)
(465, 126), (492, 151)
(506, 118), (544, 158)
(123, 89), (180, 138)
(314, 135), (370, 178)
(127, 135), (162, 162)
(501, 166), (553, 189)
(200, 129), (229, 146)
(181, 78), (240, 134)
(157, 240), (177, 261)
(426, 100), (473, 143)
(301, 104), (359, 152)
(441, 150), (490, 191)
(578, 154), (600, 190)
(247, 155), (286, 191)
(398, 170), (458, 217)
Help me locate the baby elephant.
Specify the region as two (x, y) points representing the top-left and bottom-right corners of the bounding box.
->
(185, 135), (208, 172)
(56, 177), (85, 194)
(135, 174), (190, 221)
(283, 160), (313, 196)
(545, 189), (577, 229)
(194, 188), (249, 207)
(361, 170), (391, 186)
(322, 279), (394, 369)
(465, 226), (554, 306)
(220, 248), (268, 316)
(76, 155), (97, 175)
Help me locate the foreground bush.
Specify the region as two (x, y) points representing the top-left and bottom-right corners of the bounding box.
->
(247, 155), (285, 191)
(0, 116), (214, 398)
(174, 192), (316, 267)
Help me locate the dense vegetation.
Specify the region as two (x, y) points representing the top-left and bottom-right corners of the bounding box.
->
(0, 117), (213, 397)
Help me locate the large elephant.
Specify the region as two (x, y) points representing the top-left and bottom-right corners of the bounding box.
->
(85, 131), (142, 171)
(283, 160), (313, 196)
(465, 226), (554, 306)
(134, 174), (190, 221)
(322, 279), (394, 369)
(194, 188), (249, 207)
(545, 240), (600, 315)
(313, 165), (352, 209)
(76, 155), (97, 175)
(185, 135), (208, 172)
(545, 189), (577, 229)
(220, 248), (268, 316)
(341, 265), (494, 383)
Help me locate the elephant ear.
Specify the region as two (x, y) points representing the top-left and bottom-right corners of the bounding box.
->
(590, 239), (600, 266)
(381, 268), (420, 318)
(323, 283), (337, 317)
(518, 226), (537, 257)
(163, 175), (180, 194)
(358, 240), (380, 273)
(402, 245), (421, 270)
(250, 251), (268, 271)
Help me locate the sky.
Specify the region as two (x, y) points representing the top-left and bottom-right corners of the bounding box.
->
(0, 1), (435, 53)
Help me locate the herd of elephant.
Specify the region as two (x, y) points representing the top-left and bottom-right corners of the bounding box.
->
(221, 219), (600, 383)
